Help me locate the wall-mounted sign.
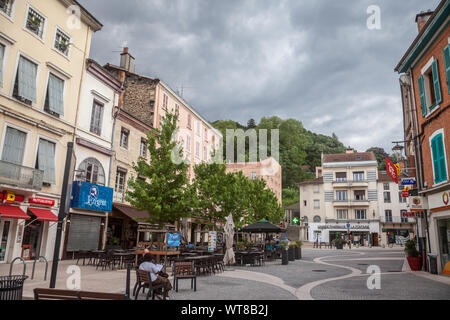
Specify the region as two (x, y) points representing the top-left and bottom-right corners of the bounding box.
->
(208, 231), (217, 252)
(428, 189), (450, 212)
(402, 211), (416, 218)
(1, 191), (25, 203)
(401, 178), (416, 186)
(167, 233), (180, 247)
(29, 198), (55, 206)
(402, 190), (410, 198)
(409, 196), (427, 211)
(70, 181), (113, 212)
(317, 224), (370, 230)
(21, 245), (32, 260)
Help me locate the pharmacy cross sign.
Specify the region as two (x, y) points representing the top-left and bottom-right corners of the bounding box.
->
(293, 217), (299, 225)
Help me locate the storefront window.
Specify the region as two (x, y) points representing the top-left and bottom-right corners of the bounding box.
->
(22, 220), (43, 260)
(0, 221), (11, 262)
(437, 219), (450, 272)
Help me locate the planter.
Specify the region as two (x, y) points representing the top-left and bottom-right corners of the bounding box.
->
(407, 256), (422, 271)
(281, 249), (288, 265)
(27, 21), (40, 34)
(294, 247), (300, 260)
(335, 243), (343, 250)
(288, 247), (295, 261)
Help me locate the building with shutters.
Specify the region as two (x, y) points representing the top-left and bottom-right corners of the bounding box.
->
(298, 150), (381, 246)
(0, 0), (102, 263)
(395, 0), (450, 274)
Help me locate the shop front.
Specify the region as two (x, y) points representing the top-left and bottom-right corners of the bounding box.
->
(64, 181), (113, 257)
(308, 221), (379, 246)
(427, 189), (450, 275)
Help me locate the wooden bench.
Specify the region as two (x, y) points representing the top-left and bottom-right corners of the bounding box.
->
(34, 288), (127, 300)
(173, 261), (197, 292)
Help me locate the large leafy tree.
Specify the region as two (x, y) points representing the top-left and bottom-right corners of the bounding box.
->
(366, 147), (390, 170)
(125, 111), (194, 229)
(247, 178), (284, 225)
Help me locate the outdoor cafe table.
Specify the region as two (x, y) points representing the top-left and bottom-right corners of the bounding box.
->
(113, 252), (134, 269)
(135, 249), (181, 264)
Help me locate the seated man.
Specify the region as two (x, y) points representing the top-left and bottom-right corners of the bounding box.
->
(139, 253), (172, 299)
(187, 243), (195, 249)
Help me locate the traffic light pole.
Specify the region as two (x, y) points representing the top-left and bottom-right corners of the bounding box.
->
(49, 142), (74, 288)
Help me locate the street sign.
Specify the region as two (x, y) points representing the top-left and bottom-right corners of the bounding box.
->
(385, 157), (398, 184)
(402, 190), (409, 198)
(401, 178), (416, 185)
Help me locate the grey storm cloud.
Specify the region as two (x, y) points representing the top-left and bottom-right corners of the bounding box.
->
(78, 0), (441, 153)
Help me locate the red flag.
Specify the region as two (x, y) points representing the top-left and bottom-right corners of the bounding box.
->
(385, 157), (398, 184)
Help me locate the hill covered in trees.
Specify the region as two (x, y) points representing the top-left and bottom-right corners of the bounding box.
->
(211, 117), (347, 193)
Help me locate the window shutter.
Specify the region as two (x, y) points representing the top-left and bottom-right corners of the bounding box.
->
(38, 139), (56, 184)
(18, 57), (37, 103)
(1, 127), (26, 164)
(47, 74), (64, 115)
(444, 45), (450, 95)
(431, 136), (440, 182)
(0, 45), (4, 87)
(431, 59), (442, 105)
(418, 75), (426, 117)
(436, 134), (447, 182)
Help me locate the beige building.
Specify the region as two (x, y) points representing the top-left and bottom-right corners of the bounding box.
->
(226, 157), (282, 204)
(0, 0), (101, 262)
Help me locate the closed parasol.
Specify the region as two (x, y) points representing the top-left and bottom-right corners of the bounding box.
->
(223, 214), (235, 266)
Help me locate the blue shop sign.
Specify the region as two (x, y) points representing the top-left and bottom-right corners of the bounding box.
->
(167, 233), (181, 247)
(70, 181), (113, 212)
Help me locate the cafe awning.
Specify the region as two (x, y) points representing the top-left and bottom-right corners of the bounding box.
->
(242, 219), (285, 233)
(28, 208), (58, 222)
(0, 205), (30, 220)
(113, 203), (149, 220)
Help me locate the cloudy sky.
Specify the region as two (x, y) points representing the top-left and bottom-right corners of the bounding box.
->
(78, 0), (440, 152)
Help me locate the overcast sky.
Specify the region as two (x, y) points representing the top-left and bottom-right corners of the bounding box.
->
(78, 0), (440, 153)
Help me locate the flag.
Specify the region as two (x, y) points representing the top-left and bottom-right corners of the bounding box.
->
(386, 157), (398, 184)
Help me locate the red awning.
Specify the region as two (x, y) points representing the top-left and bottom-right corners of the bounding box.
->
(28, 208), (58, 222)
(0, 205), (30, 220)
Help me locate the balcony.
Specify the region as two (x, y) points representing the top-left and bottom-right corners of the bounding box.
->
(333, 199), (370, 206)
(380, 216), (415, 224)
(332, 180), (369, 188)
(0, 160), (43, 191)
(113, 192), (125, 203)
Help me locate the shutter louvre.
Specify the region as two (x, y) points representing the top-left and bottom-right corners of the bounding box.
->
(431, 59), (442, 105)
(444, 45), (450, 95)
(18, 57), (37, 103)
(436, 134), (447, 182)
(47, 74), (64, 116)
(418, 75), (427, 117)
(0, 44), (4, 87)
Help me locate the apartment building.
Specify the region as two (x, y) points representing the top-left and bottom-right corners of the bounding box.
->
(299, 150), (380, 245)
(225, 157), (282, 204)
(395, 0), (450, 274)
(377, 171), (416, 247)
(103, 48), (222, 246)
(0, 0), (101, 263)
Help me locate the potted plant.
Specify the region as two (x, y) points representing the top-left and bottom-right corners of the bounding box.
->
(405, 239), (422, 271)
(288, 243), (296, 261)
(56, 40), (70, 53)
(280, 241), (289, 265)
(27, 16), (41, 33)
(295, 240), (303, 259)
(0, 0), (9, 10)
(237, 241), (246, 251)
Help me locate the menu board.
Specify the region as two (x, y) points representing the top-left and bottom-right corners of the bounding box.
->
(208, 231), (217, 252)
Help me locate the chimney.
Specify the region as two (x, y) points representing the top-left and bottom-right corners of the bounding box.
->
(120, 47), (135, 73)
(415, 10), (433, 33)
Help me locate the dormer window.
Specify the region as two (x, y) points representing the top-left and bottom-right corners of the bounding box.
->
(26, 7), (45, 39)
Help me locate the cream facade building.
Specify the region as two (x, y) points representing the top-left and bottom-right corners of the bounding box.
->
(0, 0), (101, 262)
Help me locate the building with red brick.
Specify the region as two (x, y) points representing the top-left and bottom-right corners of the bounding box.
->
(395, 0), (450, 274)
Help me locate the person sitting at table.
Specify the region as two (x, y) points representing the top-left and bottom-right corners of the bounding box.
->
(139, 253), (172, 299)
(187, 243), (194, 249)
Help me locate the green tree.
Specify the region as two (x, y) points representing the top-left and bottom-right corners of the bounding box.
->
(247, 118), (257, 129)
(125, 111), (194, 230)
(247, 178), (284, 225)
(282, 187), (299, 207)
(366, 147), (389, 170)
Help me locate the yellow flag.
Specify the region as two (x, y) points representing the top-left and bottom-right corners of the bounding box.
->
(394, 164), (400, 176)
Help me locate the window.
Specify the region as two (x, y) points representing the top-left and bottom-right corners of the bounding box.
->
(54, 28), (71, 56)
(303, 200), (307, 207)
(418, 59), (442, 117)
(185, 135), (191, 156)
(336, 190), (347, 201)
(162, 93), (168, 110)
(385, 210), (393, 222)
(187, 114), (192, 129)
(313, 216), (321, 223)
(399, 191), (407, 203)
(89, 100), (103, 135)
(444, 45), (450, 95)
(251, 172), (257, 180)
(212, 135), (215, 145)
(430, 132), (448, 184)
(26, 7), (45, 38)
(355, 209), (366, 220)
(120, 128), (129, 149)
(337, 209), (348, 220)
(35, 138), (56, 184)
(115, 169), (126, 196)
(336, 172), (347, 182)
(175, 104), (180, 116)
(354, 190), (365, 201)
(204, 128), (208, 142)
(313, 184), (319, 193)
(1, 127), (26, 165)
(0, 0), (14, 17)
(195, 142), (200, 158)
(353, 171), (364, 181)
(140, 138), (147, 158)
(44, 73), (65, 117)
(13, 56), (37, 105)
(383, 183), (389, 190)
(78, 158), (105, 186)
(203, 146), (207, 161)
(314, 200), (320, 209)
(196, 121), (201, 136)
(384, 192), (391, 203)
(0, 44), (4, 87)
(401, 210), (408, 223)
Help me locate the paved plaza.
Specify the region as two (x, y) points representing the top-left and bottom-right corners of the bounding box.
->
(2, 248), (449, 300)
